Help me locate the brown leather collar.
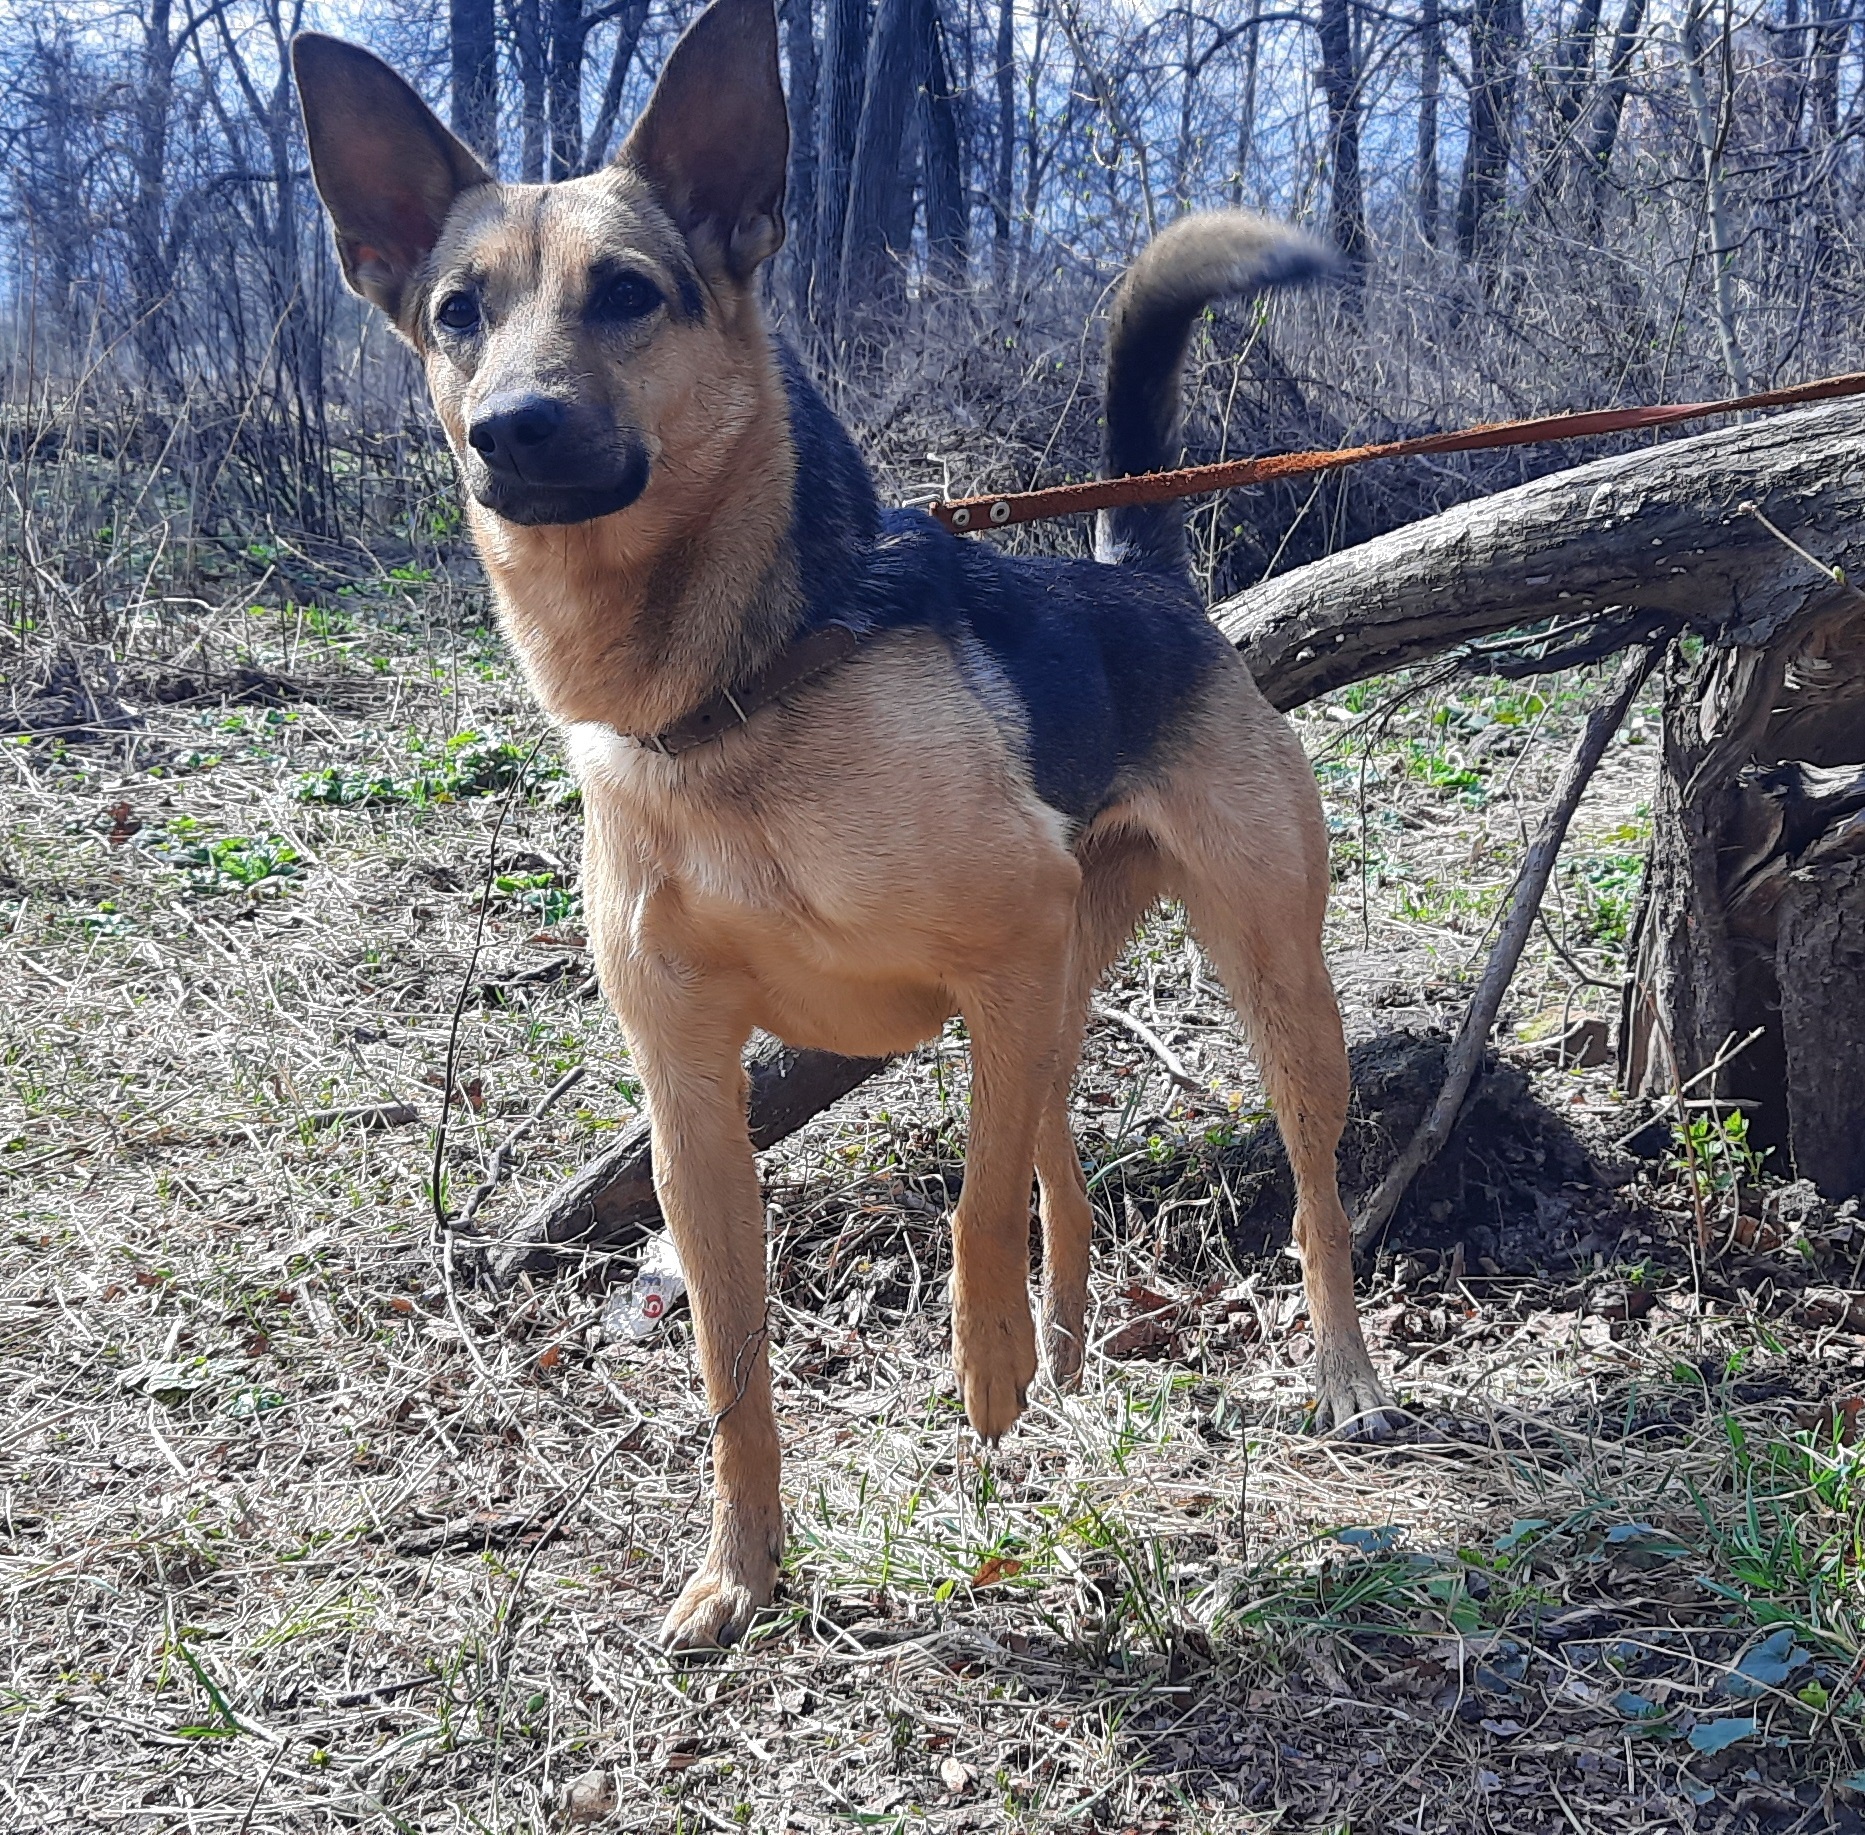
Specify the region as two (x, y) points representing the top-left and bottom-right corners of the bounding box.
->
(634, 621), (866, 756)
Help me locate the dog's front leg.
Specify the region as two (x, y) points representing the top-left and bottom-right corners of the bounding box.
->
(626, 1008), (782, 1651)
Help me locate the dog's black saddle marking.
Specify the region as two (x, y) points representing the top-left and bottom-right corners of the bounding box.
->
(781, 346), (1226, 825)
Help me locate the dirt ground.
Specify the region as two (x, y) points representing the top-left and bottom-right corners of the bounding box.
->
(3, 550), (1863, 1833)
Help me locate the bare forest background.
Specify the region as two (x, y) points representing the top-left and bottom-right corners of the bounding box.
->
(11, 5), (1865, 1825)
(7, 0), (1865, 613)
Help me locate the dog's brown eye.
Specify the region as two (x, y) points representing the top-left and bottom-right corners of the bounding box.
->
(436, 291), (481, 335)
(594, 272), (661, 323)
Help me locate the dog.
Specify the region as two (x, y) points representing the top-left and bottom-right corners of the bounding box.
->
(293, 0), (1393, 1650)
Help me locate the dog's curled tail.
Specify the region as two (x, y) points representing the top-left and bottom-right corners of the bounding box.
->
(1098, 211), (1339, 573)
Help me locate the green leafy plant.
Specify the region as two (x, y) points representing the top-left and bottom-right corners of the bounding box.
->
(293, 729), (572, 809)
(1565, 843), (1646, 947)
(494, 869), (581, 929)
(1670, 1107), (1768, 1214)
(152, 818), (303, 898)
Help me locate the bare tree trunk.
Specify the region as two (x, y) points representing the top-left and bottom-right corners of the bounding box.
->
(1317, 0), (1368, 281)
(814, 0), (869, 331)
(1417, 0), (1441, 244)
(21, 36), (85, 337)
(1014, 0), (1053, 289)
(450, 0), (500, 170)
(1173, 5), (1196, 209)
(547, 0), (587, 181)
(1230, 1), (1262, 206)
(582, 0), (651, 171)
(781, 0), (821, 317)
(1458, 0), (1523, 263)
(1680, 0), (1749, 394)
(1622, 610), (1865, 1195)
(841, 0), (921, 324)
(511, 0), (548, 183)
(1804, 0), (1845, 314)
(921, 0), (967, 285)
(130, 0), (179, 396)
(1580, 0), (1646, 231)
(992, 0), (1015, 280)
(1212, 398), (1865, 706)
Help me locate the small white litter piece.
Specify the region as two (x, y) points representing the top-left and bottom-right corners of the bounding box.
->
(602, 1232), (687, 1341)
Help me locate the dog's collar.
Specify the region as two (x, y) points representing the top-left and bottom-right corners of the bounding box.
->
(632, 621), (866, 756)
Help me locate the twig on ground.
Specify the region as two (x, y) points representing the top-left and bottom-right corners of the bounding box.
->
(431, 730), (547, 1237)
(298, 1100), (423, 1132)
(1352, 645), (1661, 1253)
(452, 1064), (586, 1234)
(1093, 1000), (1201, 1093)
(1608, 1025), (1766, 1149)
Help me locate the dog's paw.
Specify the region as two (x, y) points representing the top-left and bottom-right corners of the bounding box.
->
(659, 1517), (781, 1653)
(660, 1558), (775, 1653)
(1039, 1302), (1085, 1392)
(1310, 1353), (1404, 1441)
(954, 1305), (1037, 1441)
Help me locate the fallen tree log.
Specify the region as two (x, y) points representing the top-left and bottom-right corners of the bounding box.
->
(1217, 394), (1865, 704)
(485, 1043), (887, 1282)
(488, 396), (1865, 1276)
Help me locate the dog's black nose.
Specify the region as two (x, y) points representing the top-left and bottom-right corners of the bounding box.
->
(467, 393), (566, 473)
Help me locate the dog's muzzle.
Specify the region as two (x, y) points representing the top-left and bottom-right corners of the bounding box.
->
(463, 390), (651, 526)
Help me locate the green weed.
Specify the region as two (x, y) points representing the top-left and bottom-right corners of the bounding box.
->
(150, 818), (303, 898)
(1670, 1108), (1769, 1217)
(494, 869), (581, 929)
(295, 728), (571, 809)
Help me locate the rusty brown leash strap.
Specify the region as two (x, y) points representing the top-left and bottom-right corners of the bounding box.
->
(925, 367), (1865, 535)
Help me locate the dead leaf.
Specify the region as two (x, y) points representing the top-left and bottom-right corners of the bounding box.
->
(536, 1344), (562, 1371)
(1104, 1317), (1176, 1358)
(1121, 1282), (1176, 1315)
(559, 1767), (617, 1823)
(969, 1554), (1023, 1587)
(1796, 1289), (1865, 1333)
(1585, 1282), (1656, 1322)
(1732, 1213), (1785, 1252)
(1796, 1395), (1864, 1445)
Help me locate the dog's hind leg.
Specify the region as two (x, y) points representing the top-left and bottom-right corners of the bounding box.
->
(1035, 830), (1167, 1388)
(949, 855), (1085, 1441)
(1143, 677), (1397, 1438)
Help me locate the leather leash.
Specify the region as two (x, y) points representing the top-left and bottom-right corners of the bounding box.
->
(926, 366), (1865, 535)
(640, 366), (1865, 755)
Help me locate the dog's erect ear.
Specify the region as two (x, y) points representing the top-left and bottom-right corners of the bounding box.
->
(291, 33), (491, 323)
(620, 0), (788, 280)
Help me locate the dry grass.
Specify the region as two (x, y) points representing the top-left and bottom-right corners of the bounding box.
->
(3, 516), (1863, 1834)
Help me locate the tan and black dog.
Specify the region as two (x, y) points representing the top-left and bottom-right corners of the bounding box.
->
(294, 0), (1394, 1649)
